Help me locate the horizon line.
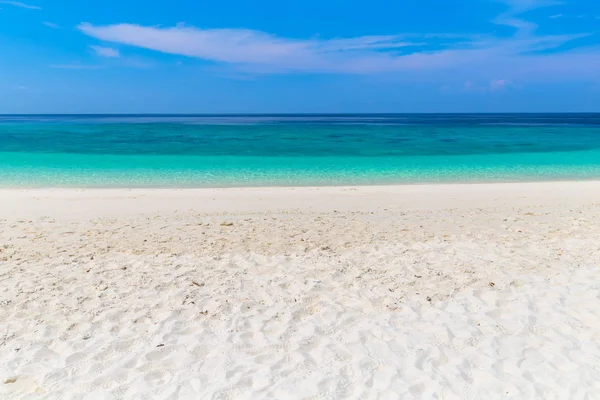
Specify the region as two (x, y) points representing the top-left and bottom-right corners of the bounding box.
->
(2, 112), (600, 116)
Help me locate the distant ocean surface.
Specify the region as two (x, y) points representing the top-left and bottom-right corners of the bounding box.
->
(2, 114), (600, 187)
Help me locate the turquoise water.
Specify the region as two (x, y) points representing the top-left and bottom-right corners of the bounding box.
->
(2, 114), (600, 187)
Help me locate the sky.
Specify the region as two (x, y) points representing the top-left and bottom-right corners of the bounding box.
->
(1, 0), (600, 113)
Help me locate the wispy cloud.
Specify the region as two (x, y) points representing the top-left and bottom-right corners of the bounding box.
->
(492, 0), (560, 35)
(490, 79), (510, 90)
(550, 14), (594, 20)
(42, 22), (60, 29)
(79, 23), (419, 68)
(90, 45), (120, 58)
(0, 1), (40, 10)
(76, 1), (600, 81)
(463, 81), (475, 90)
(454, 79), (512, 93)
(50, 64), (104, 70)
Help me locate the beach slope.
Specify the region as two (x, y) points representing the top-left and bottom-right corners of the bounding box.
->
(1, 182), (600, 399)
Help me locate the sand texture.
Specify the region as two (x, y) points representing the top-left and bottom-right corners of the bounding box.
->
(1, 182), (600, 399)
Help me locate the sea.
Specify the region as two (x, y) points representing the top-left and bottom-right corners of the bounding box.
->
(1, 113), (600, 187)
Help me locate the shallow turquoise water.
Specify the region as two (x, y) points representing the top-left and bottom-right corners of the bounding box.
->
(2, 114), (600, 187)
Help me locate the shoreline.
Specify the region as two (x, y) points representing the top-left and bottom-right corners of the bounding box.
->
(2, 180), (599, 219)
(1, 175), (600, 188)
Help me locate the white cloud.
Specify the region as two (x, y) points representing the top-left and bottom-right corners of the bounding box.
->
(490, 79), (510, 90)
(75, 0), (600, 81)
(77, 22), (593, 77)
(90, 45), (120, 58)
(42, 22), (60, 29)
(79, 23), (416, 68)
(493, 0), (558, 34)
(549, 14), (563, 19)
(0, 1), (40, 10)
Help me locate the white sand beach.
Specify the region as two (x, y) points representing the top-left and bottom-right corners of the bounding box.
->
(2, 182), (600, 399)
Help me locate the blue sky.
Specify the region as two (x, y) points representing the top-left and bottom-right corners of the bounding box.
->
(1, 0), (600, 113)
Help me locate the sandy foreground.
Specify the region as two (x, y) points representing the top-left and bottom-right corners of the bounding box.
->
(1, 182), (600, 399)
